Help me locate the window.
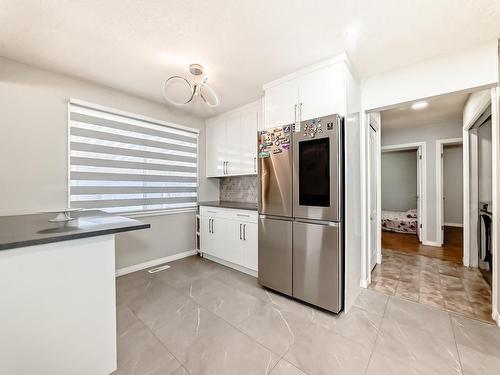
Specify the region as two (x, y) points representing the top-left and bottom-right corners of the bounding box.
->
(68, 101), (198, 214)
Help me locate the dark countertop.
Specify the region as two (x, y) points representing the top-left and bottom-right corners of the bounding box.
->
(0, 210), (150, 251)
(198, 201), (258, 211)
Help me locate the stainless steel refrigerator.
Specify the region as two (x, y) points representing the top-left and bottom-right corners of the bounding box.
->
(258, 114), (344, 313)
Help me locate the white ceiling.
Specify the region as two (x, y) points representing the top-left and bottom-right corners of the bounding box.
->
(380, 93), (469, 130)
(1, 0), (499, 118)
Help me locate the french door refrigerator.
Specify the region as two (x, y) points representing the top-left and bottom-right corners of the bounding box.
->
(258, 114), (344, 313)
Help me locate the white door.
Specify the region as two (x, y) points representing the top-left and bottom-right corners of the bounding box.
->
(239, 110), (258, 175)
(440, 144), (445, 245)
(264, 80), (299, 128)
(225, 115), (241, 175)
(417, 147), (423, 242)
(242, 222), (258, 271)
(206, 119), (226, 177)
(369, 126), (378, 270)
(299, 63), (345, 121)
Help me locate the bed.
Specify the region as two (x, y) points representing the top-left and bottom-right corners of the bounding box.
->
(382, 209), (418, 234)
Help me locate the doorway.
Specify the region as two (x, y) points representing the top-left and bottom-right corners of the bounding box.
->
(436, 139), (464, 255)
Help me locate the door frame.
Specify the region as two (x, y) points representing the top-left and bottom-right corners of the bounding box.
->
(435, 138), (464, 246)
(380, 142), (427, 257)
(367, 114), (381, 274)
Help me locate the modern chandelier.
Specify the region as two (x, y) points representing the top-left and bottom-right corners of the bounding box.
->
(162, 63), (219, 107)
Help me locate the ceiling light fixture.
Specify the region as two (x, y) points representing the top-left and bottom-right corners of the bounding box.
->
(162, 64), (219, 107)
(411, 101), (428, 110)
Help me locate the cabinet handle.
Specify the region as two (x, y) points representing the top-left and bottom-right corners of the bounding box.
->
(294, 104), (297, 124)
(243, 224), (247, 241)
(212, 219), (215, 233)
(239, 223), (242, 240)
(299, 102), (303, 122)
(253, 157), (256, 172)
(226, 161), (230, 175)
(237, 213), (250, 218)
(223, 161), (226, 175)
(208, 218), (212, 233)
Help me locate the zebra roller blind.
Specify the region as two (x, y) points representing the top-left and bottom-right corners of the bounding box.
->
(69, 102), (198, 214)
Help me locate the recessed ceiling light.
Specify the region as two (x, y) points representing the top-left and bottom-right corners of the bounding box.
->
(411, 101), (428, 110)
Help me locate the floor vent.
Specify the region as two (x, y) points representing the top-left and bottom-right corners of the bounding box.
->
(147, 265), (171, 273)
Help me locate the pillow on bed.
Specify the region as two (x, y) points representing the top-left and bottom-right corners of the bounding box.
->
(406, 209), (417, 218)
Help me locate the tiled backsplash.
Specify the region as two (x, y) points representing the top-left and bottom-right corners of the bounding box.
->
(219, 176), (258, 203)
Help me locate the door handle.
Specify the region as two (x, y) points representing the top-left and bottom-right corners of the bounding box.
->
(239, 223), (242, 240)
(294, 218), (340, 227)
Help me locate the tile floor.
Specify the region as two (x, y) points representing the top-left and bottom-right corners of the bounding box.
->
(370, 248), (493, 322)
(114, 254), (500, 375)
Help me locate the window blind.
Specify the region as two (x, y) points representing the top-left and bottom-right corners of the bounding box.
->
(68, 102), (198, 214)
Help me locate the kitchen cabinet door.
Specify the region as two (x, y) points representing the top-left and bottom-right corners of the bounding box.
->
(239, 109), (258, 175)
(264, 80), (299, 128)
(242, 222), (258, 271)
(200, 216), (216, 256)
(215, 219), (244, 266)
(225, 115), (241, 176)
(299, 63), (346, 121)
(206, 119), (227, 177)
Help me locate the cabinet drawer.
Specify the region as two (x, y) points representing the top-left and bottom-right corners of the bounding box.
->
(199, 206), (257, 223)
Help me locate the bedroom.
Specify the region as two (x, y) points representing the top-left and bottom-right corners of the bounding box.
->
(370, 90), (493, 322)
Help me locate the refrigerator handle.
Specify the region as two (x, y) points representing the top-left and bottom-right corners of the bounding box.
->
(294, 218), (340, 227)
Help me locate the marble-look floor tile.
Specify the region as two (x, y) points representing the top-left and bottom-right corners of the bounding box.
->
(128, 278), (197, 330)
(354, 288), (389, 316)
(185, 277), (267, 325)
(384, 297), (455, 341)
(157, 306), (279, 375)
(369, 276), (398, 295)
(366, 351), (435, 375)
(154, 256), (221, 290)
(114, 306), (181, 375)
(213, 266), (269, 302)
(311, 306), (382, 346)
(458, 344), (500, 375)
(374, 318), (462, 375)
(270, 360), (307, 375)
(452, 315), (500, 358)
(237, 302), (312, 356)
(116, 270), (155, 307)
(285, 323), (372, 375)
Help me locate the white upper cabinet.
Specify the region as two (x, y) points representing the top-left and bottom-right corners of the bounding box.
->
(206, 100), (261, 178)
(264, 79), (299, 128)
(263, 56), (348, 128)
(298, 63), (345, 121)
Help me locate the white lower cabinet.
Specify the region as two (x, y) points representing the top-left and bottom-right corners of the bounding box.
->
(199, 206), (258, 274)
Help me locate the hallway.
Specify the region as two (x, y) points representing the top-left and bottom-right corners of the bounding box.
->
(370, 247), (492, 323)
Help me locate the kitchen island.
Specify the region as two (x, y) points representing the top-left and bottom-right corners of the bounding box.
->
(0, 210), (149, 375)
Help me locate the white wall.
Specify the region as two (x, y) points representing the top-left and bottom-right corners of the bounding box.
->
(0, 56), (219, 269)
(443, 144), (464, 225)
(362, 40), (498, 111)
(381, 121), (463, 243)
(381, 150), (417, 211)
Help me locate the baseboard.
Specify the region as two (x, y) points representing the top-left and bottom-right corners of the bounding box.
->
(494, 309), (500, 327)
(359, 277), (369, 288)
(115, 250), (197, 277)
(422, 240), (442, 247)
(444, 222), (463, 228)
